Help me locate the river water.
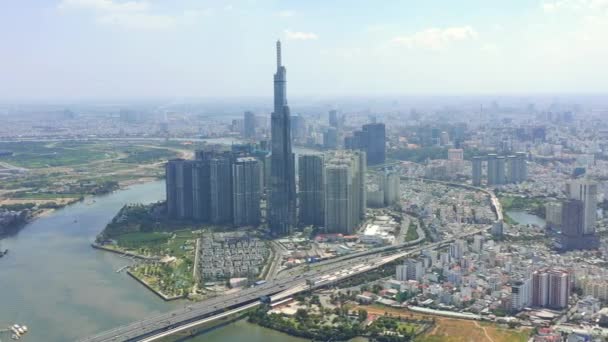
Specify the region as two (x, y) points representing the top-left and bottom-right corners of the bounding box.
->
(0, 181), (305, 342)
(506, 210), (546, 227)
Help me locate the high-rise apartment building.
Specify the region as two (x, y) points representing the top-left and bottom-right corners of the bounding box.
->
(243, 111), (256, 139)
(209, 154), (233, 224)
(329, 110), (339, 128)
(566, 180), (597, 235)
(323, 127), (338, 149)
(511, 279), (531, 311)
(298, 154), (325, 227)
(506, 152), (528, 183)
(545, 201), (563, 229)
(362, 123), (386, 166)
(346, 123), (386, 166)
(532, 269), (571, 309)
(383, 170), (400, 206)
(166, 159), (194, 219)
(560, 180), (599, 250)
(324, 151), (366, 234)
(496, 156), (505, 185)
(232, 157), (261, 226)
(472, 156), (482, 186)
(396, 259), (425, 282)
(487, 154), (499, 186)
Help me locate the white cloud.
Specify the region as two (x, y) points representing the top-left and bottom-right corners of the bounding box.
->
(284, 29), (318, 41)
(392, 26), (478, 50)
(277, 10), (295, 17)
(58, 0), (209, 30)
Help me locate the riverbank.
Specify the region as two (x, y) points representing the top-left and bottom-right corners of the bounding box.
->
(127, 270), (186, 301)
(90, 243), (160, 261)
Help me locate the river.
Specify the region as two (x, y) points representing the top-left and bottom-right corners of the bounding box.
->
(506, 210), (546, 227)
(0, 181), (306, 342)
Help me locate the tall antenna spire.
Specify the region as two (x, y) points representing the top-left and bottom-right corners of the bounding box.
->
(276, 40), (282, 68)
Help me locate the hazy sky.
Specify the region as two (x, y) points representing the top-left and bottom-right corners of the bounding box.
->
(1, 0), (607, 100)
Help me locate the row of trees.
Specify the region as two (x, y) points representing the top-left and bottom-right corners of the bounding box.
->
(249, 304), (421, 341)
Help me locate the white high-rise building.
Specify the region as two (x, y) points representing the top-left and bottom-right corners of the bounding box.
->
(383, 170), (400, 206)
(472, 235), (484, 253)
(566, 180), (598, 235)
(324, 150), (366, 234)
(449, 239), (467, 260)
(396, 259), (425, 282)
(511, 278), (531, 311)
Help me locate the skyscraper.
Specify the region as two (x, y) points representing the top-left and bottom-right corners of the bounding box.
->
(192, 159), (211, 222)
(243, 111), (256, 139)
(561, 199), (584, 238)
(232, 157), (261, 226)
(516, 152), (528, 182)
(323, 150), (366, 234)
(560, 180), (599, 250)
(533, 269), (571, 309)
(506, 152), (528, 183)
(362, 123), (386, 166)
(165, 159), (194, 220)
(209, 154), (233, 224)
(496, 156), (506, 185)
(323, 127), (338, 149)
(298, 154), (325, 226)
(383, 170), (400, 206)
(566, 180), (597, 235)
(328, 110), (338, 128)
(269, 41), (297, 235)
(472, 156), (482, 186)
(506, 155), (518, 183)
(487, 154), (499, 186)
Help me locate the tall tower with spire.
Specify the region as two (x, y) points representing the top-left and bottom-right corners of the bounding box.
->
(269, 40), (297, 235)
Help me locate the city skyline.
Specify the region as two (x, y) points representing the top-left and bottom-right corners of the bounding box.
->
(2, 0), (608, 101)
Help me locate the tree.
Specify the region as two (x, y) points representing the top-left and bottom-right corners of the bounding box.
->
(358, 309), (368, 322)
(295, 308), (308, 322)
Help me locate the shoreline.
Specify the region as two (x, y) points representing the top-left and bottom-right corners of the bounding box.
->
(90, 243), (160, 261)
(126, 270), (186, 301)
(0, 177), (161, 241)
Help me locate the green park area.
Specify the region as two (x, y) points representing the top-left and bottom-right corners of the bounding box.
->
(405, 222), (420, 241)
(96, 203), (208, 299)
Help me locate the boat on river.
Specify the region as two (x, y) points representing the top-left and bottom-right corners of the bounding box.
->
(0, 249), (8, 258)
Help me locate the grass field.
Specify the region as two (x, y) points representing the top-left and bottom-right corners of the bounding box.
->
(362, 305), (531, 342)
(0, 141), (116, 168)
(405, 222), (420, 241)
(0, 140), (179, 169)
